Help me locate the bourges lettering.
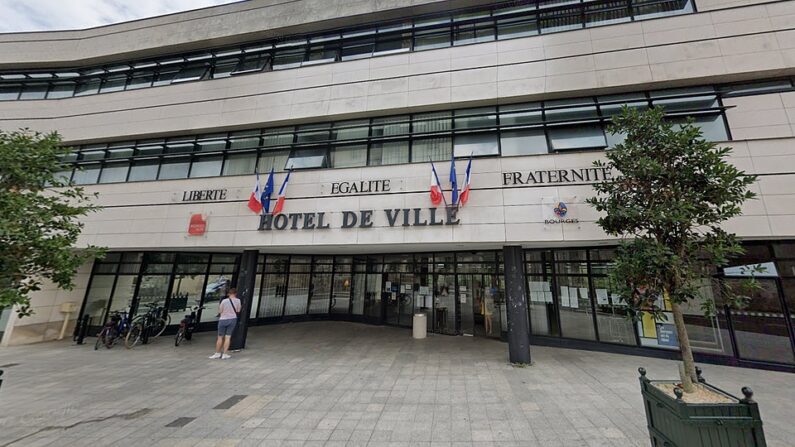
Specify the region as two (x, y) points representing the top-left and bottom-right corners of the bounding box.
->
(502, 168), (612, 186)
(330, 180), (390, 195)
(181, 189), (227, 202)
(259, 208), (460, 231)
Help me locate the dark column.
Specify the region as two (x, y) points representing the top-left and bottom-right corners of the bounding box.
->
(230, 250), (258, 351)
(503, 245), (531, 364)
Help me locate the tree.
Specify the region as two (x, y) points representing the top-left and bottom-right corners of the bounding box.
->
(0, 129), (103, 316)
(587, 107), (757, 393)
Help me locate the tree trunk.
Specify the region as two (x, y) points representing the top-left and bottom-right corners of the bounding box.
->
(670, 299), (698, 393)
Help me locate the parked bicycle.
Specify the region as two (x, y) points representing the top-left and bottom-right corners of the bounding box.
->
(125, 303), (170, 348)
(94, 309), (132, 350)
(175, 305), (204, 346)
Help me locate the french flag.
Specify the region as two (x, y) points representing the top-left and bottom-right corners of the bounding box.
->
(272, 170), (292, 215)
(430, 163), (443, 206)
(247, 171), (262, 214)
(459, 156), (472, 207)
(449, 153), (459, 206)
(261, 168), (275, 214)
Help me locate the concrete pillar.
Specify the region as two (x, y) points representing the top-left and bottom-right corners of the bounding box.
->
(503, 245), (531, 364)
(230, 250), (258, 351)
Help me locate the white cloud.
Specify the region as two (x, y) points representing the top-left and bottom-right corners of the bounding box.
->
(0, 0), (243, 33)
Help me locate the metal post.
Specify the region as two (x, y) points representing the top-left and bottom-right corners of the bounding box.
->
(503, 246), (531, 364)
(230, 250), (258, 351)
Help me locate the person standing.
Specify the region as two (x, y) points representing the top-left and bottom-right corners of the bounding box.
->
(209, 288), (241, 360)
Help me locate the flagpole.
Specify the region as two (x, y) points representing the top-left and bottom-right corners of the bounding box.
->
(429, 157), (449, 208)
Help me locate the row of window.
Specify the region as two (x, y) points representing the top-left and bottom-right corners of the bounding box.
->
(58, 86), (727, 185)
(0, 0), (695, 101)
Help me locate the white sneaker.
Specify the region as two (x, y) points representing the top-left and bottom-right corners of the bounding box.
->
(221, 354), (231, 360)
(209, 353), (222, 359)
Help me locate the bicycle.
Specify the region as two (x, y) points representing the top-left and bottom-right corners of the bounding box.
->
(94, 310), (132, 350)
(175, 305), (204, 346)
(125, 303), (170, 348)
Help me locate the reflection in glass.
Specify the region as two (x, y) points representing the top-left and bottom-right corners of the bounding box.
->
(557, 276), (596, 340)
(84, 276), (115, 326)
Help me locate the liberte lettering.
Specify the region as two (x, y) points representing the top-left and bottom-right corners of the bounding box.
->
(258, 208), (460, 231)
(502, 168), (612, 186)
(181, 189), (227, 201)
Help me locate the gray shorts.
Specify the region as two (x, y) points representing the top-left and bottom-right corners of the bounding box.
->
(217, 318), (237, 337)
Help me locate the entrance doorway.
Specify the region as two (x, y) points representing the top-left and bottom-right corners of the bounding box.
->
(458, 274), (504, 338)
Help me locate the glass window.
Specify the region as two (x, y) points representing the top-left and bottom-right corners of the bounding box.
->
(372, 116), (409, 137)
(305, 43), (338, 65)
(127, 71), (154, 89)
(331, 144), (367, 168)
(455, 107), (497, 129)
(74, 79), (101, 96)
(497, 16), (538, 39)
(211, 58), (239, 78)
(414, 28), (451, 51)
(592, 276), (635, 345)
(653, 94), (719, 112)
(229, 131), (261, 150)
(374, 33), (411, 55)
(599, 93), (649, 116)
(453, 22), (495, 46)
(296, 124), (330, 143)
(545, 98), (599, 122)
(369, 141), (409, 166)
(196, 135), (227, 152)
(634, 0), (694, 20)
(286, 147), (328, 169)
(158, 158), (190, 179)
(128, 160), (159, 182)
(586, 1), (632, 27)
(99, 162), (129, 183)
(540, 6), (583, 33)
(189, 156), (223, 178)
(46, 82), (75, 99)
(500, 129), (548, 156)
(414, 111), (452, 134)
(19, 83), (48, 100)
(341, 37), (375, 61)
(72, 164), (101, 184)
(332, 120), (369, 140)
(172, 63), (209, 83)
(80, 150), (106, 161)
(412, 137), (452, 162)
(165, 138), (195, 154)
(272, 48), (305, 70)
(548, 124), (607, 150)
(153, 68), (179, 86)
(99, 74), (128, 93)
(263, 127), (294, 147)
(669, 114), (729, 142)
(136, 140), (164, 156)
(83, 275), (115, 326)
(454, 132), (498, 157)
(557, 275), (596, 340)
(232, 54), (270, 75)
(258, 149), (290, 172)
(223, 153), (256, 176)
(500, 103), (544, 125)
(0, 84), (21, 100)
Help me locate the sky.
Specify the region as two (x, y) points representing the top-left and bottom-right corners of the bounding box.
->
(0, 0), (243, 33)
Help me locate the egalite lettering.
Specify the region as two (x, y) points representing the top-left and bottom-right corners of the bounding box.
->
(258, 208), (460, 231)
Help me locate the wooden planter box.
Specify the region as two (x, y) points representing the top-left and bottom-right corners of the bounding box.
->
(638, 368), (767, 447)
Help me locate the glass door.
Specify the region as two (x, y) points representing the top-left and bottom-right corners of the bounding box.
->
(434, 274), (456, 334)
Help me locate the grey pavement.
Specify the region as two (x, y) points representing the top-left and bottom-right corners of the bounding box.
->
(0, 321), (793, 447)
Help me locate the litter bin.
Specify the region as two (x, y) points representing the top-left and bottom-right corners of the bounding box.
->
(413, 313), (427, 339)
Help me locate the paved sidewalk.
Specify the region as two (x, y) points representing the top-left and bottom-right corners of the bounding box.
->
(0, 321), (792, 447)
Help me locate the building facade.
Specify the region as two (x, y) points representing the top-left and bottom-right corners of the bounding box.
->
(1, 0), (794, 371)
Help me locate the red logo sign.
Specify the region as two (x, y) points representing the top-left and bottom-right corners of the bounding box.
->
(188, 214), (207, 236)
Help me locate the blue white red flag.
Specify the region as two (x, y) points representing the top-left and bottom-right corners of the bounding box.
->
(449, 152), (459, 205)
(272, 170), (292, 215)
(459, 156), (472, 207)
(247, 171), (262, 214)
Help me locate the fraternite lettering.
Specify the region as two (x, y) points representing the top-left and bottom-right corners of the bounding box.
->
(502, 168), (612, 186)
(258, 208), (460, 231)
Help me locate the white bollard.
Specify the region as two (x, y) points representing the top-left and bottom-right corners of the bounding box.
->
(412, 313), (427, 339)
